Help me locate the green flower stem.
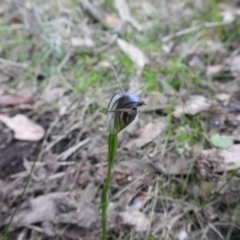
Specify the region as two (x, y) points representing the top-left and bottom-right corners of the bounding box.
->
(101, 133), (118, 240)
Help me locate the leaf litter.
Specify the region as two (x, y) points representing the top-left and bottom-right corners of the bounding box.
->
(0, 114), (45, 141)
(1, 0), (240, 239)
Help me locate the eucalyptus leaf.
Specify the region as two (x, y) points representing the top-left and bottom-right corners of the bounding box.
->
(210, 134), (233, 149)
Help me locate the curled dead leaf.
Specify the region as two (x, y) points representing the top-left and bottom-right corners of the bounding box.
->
(117, 38), (148, 70)
(4, 192), (99, 228)
(206, 65), (223, 76)
(0, 114), (45, 141)
(125, 119), (167, 149)
(119, 210), (150, 232)
(230, 55), (240, 77)
(0, 95), (32, 107)
(173, 95), (211, 118)
(115, 0), (142, 31)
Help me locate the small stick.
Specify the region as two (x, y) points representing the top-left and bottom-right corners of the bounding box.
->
(108, 63), (124, 92)
(161, 21), (230, 42)
(0, 58), (28, 68)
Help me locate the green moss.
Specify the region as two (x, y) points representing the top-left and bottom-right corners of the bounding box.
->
(175, 116), (204, 147)
(142, 68), (160, 91)
(119, 55), (135, 75)
(74, 70), (103, 93)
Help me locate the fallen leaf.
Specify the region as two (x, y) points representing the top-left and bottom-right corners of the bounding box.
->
(0, 95), (32, 107)
(41, 87), (65, 103)
(196, 144), (240, 180)
(4, 192), (99, 228)
(230, 55), (240, 77)
(173, 95), (211, 118)
(115, 0), (142, 31)
(187, 54), (204, 70)
(206, 65), (223, 76)
(58, 95), (71, 116)
(71, 37), (84, 47)
(154, 144), (240, 178)
(80, 0), (104, 23)
(125, 119), (167, 149)
(103, 14), (122, 29)
(0, 114), (45, 141)
(114, 159), (146, 185)
(175, 229), (188, 240)
(117, 38), (148, 70)
(220, 4), (240, 23)
(119, 209), (150, 232)
(210, 134), (233, 149)
(10, 17), (22, 24)
(215, 144), (240, 171)
(141, 2), (156, 17)
(83, 36), (95, 47)
(129, 193), (151, 210)
(162, 42), (174, 54)
(151, 158), (194, 176)
(215, 93), (230, 103)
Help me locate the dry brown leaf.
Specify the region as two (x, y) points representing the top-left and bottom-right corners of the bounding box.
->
(5, 192), (99, 228)
(216, 93), (230, 106)
(0, 95), (32, 107)
(71, 37), (85, 47)
(206, 65), (223, 76)
(202, 144), (240, 172)
(173, 95), (211, 118)
(71, 36), (95, 47)
(58, 95), (71, 116)
(187, 54), (204, 70)
(175, 229), (188, 240)
(129, 193), (151, 210)
(220, 4), (240, 23)
(195, 144), (240, 180)
(125, 119), (166, 149)
(0, 114), (45, 141)
(141, 2), (156, 17)
(80, 0), (104, 23)
(230, 55), (240, 77)
(119, 209), (150, 232)
(41, 87), (65, 103)
(155, 144), (240, 179)
(103, 14), (122, 29)
(117, 38), (148, 70)
(115, 0), (142, 31)
(114, 159), (146, 185)
(151, 158), (194, 176)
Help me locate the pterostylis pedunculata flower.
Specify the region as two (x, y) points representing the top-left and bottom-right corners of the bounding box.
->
(106, 91), (145, 135)
(101, 64), (145, 240)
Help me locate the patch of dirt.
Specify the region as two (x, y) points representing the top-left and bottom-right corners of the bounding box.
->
(0, 140), (39, 180)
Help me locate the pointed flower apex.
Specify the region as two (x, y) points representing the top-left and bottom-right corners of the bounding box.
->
(106, 92), (145, 135)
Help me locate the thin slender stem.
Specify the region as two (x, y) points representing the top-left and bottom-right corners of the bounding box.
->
(101, 133), (118, 240)
(0, 149), (43, 240)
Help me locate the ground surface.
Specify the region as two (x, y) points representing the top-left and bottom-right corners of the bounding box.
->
(1, 0), (240, 239)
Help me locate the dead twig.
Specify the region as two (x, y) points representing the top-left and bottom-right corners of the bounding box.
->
(161, 21), (230, 42)
(58, 137), (90, 161)
(0, 58), (28, 68)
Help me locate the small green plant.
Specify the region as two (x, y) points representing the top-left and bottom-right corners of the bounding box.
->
(120, 55), (135, 75)
(100, 67), (145, 240)
(74, 71), (102, 93)
(143, 68), (160, 91)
